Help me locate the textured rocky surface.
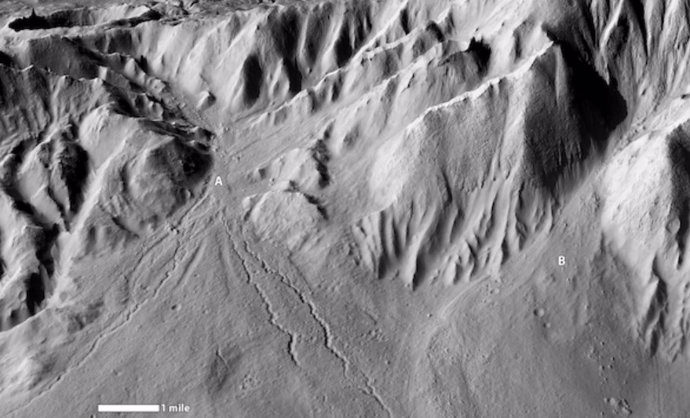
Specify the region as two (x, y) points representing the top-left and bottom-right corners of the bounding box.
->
(0, 0), (688, 416)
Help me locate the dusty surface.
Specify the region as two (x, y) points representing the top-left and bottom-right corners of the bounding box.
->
(0, 0), (688, 416)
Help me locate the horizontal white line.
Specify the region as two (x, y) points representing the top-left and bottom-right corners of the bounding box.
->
(98, 404), (160, 412)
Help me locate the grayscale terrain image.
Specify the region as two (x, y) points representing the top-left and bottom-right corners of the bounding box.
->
(0, 0), (687, 416)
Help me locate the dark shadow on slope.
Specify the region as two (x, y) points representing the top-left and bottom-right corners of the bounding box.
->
(310, 138), (331, 188)
(54, 139), (90, 218)
(25, 273), (45, 316)
(109, 10), (162, 28)
(269, 8), (303, 94)
(334, 28), (353, 68)
(8, 10), (54, 31)
(399, 7), (410, 34)
(522, 41), (627, 198)
(269, 7), (300, 59)
(627, 0), (648, 56)
(22, 224), (59, 317)
(334, 8), (371, 67)
(8, 8), (161, 32)
(284, 59), (302, 94)
(645, 261), (669, 357)
(425, 22), (445, 43)
(303, 4), (333, 67)
(466, 38), (491, 74)
(667, 128), (690, 266)
(0, 52), (14, 68)
(242, 54), (263, 106)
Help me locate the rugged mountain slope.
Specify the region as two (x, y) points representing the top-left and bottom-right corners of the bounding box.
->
(0, 0), (689, 416)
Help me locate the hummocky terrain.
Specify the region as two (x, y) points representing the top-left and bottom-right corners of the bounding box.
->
(0, 0), (687, 416)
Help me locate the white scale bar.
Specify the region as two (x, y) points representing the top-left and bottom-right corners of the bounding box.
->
(98, 404), (161, 413)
